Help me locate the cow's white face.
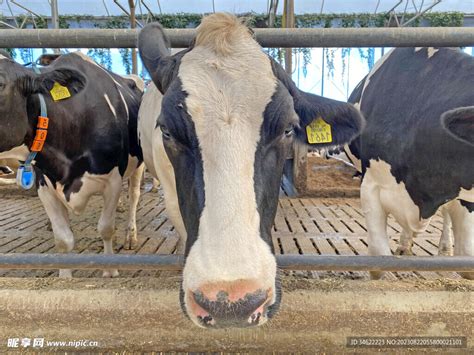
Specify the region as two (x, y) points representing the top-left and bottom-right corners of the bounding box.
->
(139, 13), (364, 328)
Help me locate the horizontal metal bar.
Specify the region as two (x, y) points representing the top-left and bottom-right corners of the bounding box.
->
(0, 253), (472, 272)
(0, 27), (473, 48)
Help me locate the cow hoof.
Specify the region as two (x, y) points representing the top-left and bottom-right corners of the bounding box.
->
(103, 270), (119, 278)
(59, 269), (73, 278)
(438, 248), (453, 256)
(458, 272), (474, 280)
(370, 271), (386, 280)
(395, 246), (413, 256)
(124, 233), (138, 250)
(116, 204), (126, 213)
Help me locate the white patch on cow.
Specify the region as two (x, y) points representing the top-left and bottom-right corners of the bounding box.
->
(0, 54), (8, 60)
(123, 155), (140, 179)
(438, 205), (453, 255)
(123, 74), (145, 92)
(444, 199), (474, 279)
(118, 90), (129, 119)
(0, 144), (29, 160)
(138, 82), (187, 248)
(179, 27), (278, 297)
(458, 187), (473, 203)
(360, 49), (395, 107)
(48, 168), (120, 216)
(414, 47), (423, 52)
(38, 177), (75, 277)
(103, 94), (117, 119)
(343, 145), (362, 172)
(361, 159), (431, 260)
(368, 159), (431, 232)
(43, 167), (122, 276)
(427, 47), (439, 58)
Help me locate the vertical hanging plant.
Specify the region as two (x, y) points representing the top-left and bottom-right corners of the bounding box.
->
(341, 48), (351, 83)
(325, 49), (337, 79)
(86, 48), (112, 70)
(119, 48), (132, 75)
(4, 48), (16, 59)
(299, 48), (311, 78)
(358, 48), (374, 71)
(19, 48), (32, 64)
(264, 48), (284, 65)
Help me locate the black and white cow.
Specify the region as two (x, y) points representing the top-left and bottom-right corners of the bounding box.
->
(0, 51), (144, 277)
(345, 47), (473, 279)
(137, 13), (364, 328)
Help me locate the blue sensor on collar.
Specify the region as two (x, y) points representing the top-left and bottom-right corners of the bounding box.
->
(16, 165), (36, 190)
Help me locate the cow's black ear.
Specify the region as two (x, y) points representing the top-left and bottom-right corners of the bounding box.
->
(270, 57), (364, 148)
(138, 22), (179, 94)
(21, 68), (86, 97)
(441, 106), (474, 146)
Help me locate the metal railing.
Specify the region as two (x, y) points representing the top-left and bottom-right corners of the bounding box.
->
(0, 27), (473, 48)
(0, 253), (472, 272)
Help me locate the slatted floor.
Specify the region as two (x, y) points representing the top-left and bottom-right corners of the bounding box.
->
(0, 178), (459, 280)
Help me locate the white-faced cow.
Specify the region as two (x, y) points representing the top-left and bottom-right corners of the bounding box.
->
(344, 47), (473, 279)
(0, 51), (144, 277)
(137, 13), (364, 328)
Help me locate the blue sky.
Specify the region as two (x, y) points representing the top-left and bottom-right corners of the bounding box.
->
(1, 1), (473, 16)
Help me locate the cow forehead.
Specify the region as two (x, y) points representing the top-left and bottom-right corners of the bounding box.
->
(177, 43), (277, 135)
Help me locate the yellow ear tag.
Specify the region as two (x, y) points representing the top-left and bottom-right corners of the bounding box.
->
(306, 117), (332, 144)
(50, 82), (71, 101)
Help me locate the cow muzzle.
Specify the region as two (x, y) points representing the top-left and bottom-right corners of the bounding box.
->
(184, 280), (275, 328)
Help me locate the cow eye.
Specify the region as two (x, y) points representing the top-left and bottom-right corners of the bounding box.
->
(160, 125), (171, 139)
(284, 124), (295, 137)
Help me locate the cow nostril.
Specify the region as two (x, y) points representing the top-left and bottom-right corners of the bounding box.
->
(197, 314), (215, 326)
(191, 288), (270, 327)
(249, 311), (262, 325)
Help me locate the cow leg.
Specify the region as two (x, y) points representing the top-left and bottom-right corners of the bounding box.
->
(448, 200), (474, 280)
(396, 229), (414, 255)
(150, 177), (160, 193)
(37, 183), (74, 278)
(98, 170), (122, 278)
(154, 138), (187, 254)
(438, 206), (454, 256)
(361, 178), (391, 280)
(124, 163), (145, 250)
(116, 196), (126, 213)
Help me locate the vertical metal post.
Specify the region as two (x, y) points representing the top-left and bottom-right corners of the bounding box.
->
(51, 0), (60, 54)
(321, 48), (325, 96)
(129, 0), (138, 74)
(283, 0), (307, 195)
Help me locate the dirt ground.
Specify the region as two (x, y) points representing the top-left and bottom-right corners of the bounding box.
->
(0, 275), (472, 292)
(306, 153), (360, 197)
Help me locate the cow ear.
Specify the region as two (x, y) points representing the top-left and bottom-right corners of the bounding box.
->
(441, 106), (474, 146)
(138, 22), (179, 95)
(270, 58), (364, 147)
(20, 68), (86, 98)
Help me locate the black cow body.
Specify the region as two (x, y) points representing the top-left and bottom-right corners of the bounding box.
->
(0, 51), (144, 276)
(345, 47), (473, 278)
